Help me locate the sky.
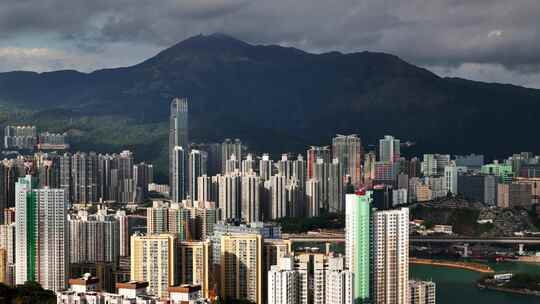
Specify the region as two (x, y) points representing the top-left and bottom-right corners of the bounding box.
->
(1, 0), (539, 88)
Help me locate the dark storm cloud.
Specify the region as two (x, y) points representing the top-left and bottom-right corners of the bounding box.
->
(0, 0), (539, 86)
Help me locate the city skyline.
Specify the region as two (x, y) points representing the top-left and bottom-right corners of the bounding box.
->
(1, 4), (540, 300)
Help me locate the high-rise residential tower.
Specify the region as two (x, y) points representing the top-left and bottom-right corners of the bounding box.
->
(171, 146), (188, 203)
(170, 97), (189, 191)
(345, 190), (371, 304)
(241, 173), (261, 223)
(188, 150), (208, 201)
(69, 210), (120, 264)
(218, 173), (241, 220)
(332, 135), (362, 187)
(372, 208), (410, 304)
(307, 146), (331, 179)
(221, 139), (242, 173)
(177, 240), (211, 298)
(71, 152), (98, 204)
(328, 158), (343, 213)
(259, 154), (273, 181)
(16, 176), (68, 292)
(268, 256), (300, 304)
(220, 233), (263, 304)
(15, 175), (37, 286)
(379, 135), (400, 163)
(131, 234), (178, 298)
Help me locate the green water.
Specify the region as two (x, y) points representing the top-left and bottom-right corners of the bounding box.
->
(411, 262), (540, 303)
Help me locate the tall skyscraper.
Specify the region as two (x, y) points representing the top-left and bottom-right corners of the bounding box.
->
(306, 178), (321, 217)
(171, 146), (188, 203)
(328, 158), (343, 213)
(259, 154), (273, 181)
(292, 154), (307, 190)
(147, 201), (170, 235)
(115, 210), (130, 257)
(0, 222), (15, 285)
(59, 153), (71, 201)
(345, 191), (371, 304)
(197, 175), (218, 204)
(379, 135), (400, 163)
(313, 158), (329, 211)
(286, 180), (302, 218)
(169, 203), (191, 240)
(178, 240), (211, 298)
(204, 142), (222, 176)
(241, 173), (261, 223)
(16, 176), (68, 292)
(225, 154), (240, 175)
(270, 175), (288, 220)
(37, 156), (60, 188)
(130, 234), (178, 298)
(133, 162), (153, 203)
(332, 135), (362, 187)
(372, 208), (409, 304)
(325, 256), (354, 304)
(15, 175), (37, 286)
(277, 154), (293, 180)
(241, 154), (256, 174)
(169, 97), (189, 189)
(69, 210), (120, 264)
(307, 146), (331, 179)
(71, 152), (98, 204)
(220, 233), (263, 304)
(218, 173), (241, 220)
(221, 139), (242, 173)
(188, 150), (208, 201)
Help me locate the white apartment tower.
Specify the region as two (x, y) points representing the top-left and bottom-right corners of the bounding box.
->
(241, 173), (261, 222)
(325, 256), (354, 304)
(372, 208), (410, 304)
(16, 176), (69, 292)
(268, 256), (300, 304)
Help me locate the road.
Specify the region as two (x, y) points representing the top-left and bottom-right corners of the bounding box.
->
(283, 233), (540, 245)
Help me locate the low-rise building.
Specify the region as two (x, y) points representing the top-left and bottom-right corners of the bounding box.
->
(169, 284), (208, 304)
(56, 276), (161, 304)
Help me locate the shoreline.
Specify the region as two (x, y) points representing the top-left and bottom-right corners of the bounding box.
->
(410, 257), (494, 273)
(477, 283), (540, 297)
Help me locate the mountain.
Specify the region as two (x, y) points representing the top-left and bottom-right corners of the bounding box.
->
(1, 33), (539, 179)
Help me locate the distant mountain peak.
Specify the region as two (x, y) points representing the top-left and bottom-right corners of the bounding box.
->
(170, 32), (251, 50)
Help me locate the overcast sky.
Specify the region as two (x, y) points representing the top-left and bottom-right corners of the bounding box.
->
(1, 0), (539, 88)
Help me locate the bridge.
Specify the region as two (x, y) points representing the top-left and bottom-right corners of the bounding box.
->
(410, 237), (540, 245)
(283, 233), (540, 245)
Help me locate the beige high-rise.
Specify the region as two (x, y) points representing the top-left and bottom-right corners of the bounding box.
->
(220, 233), (262, 303)
(130, 234), (178, 298)
(178, 240), (211, 298)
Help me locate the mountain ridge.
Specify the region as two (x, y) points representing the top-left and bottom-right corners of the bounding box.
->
(0, 34), (539, 179)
